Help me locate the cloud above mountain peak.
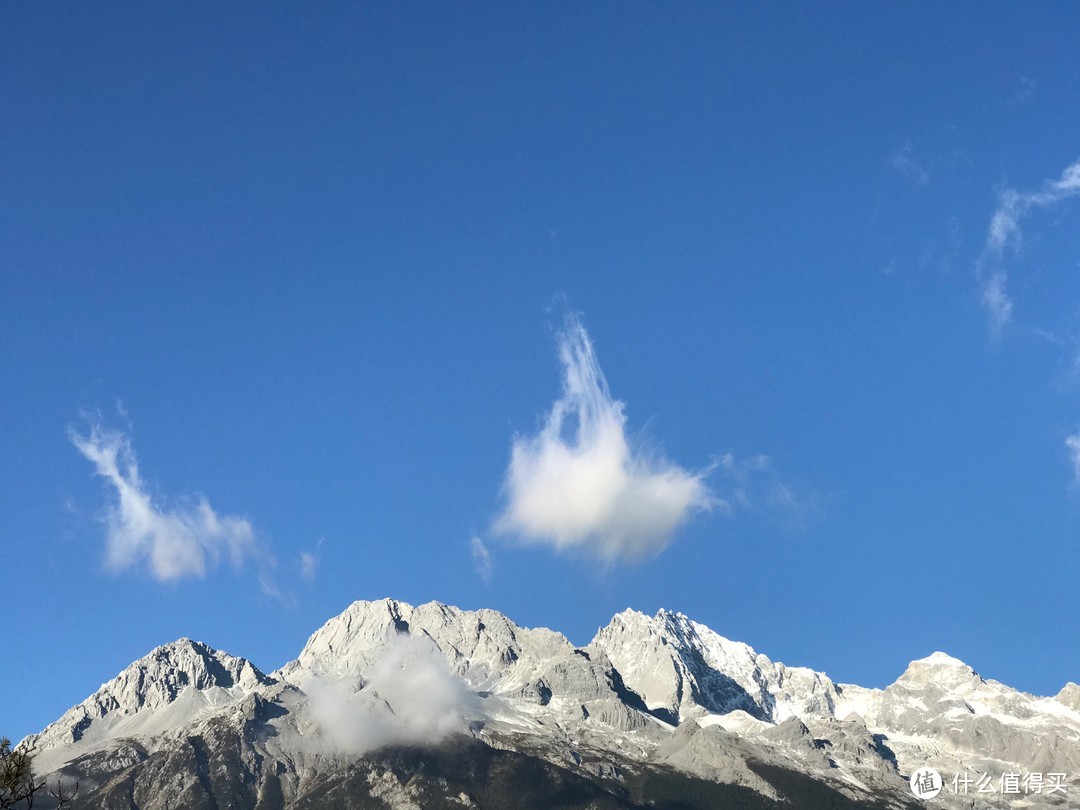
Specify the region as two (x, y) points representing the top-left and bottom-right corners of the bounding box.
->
(495, 314), (713, 563)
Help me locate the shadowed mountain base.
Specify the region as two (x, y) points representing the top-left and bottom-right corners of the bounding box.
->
(49, 735), (908, 810)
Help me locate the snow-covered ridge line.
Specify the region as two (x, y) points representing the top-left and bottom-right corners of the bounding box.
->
(25, 597), (1080, 810)
(33, 597), (1080, 748)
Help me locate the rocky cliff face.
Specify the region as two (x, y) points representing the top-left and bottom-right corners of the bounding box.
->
(24, 599), (1080, 809)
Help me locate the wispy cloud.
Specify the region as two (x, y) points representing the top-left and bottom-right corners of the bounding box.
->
(716, 453), (821, 529)
(470, 536), (493, 582)
(495, 313), (713, 563)
(70, 421), (279, 594)
(978, 159), (1080, 334)
(980, 270), (1014, 335)
(890, 142), (930, 188)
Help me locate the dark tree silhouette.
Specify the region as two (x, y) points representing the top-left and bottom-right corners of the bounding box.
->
(0, 737), (76, 809)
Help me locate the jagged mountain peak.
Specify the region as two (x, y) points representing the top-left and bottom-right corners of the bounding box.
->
(140, 637), (250, 670)
(279, 598), (578, 694)
(655, 606), (690, 621)
(591, 605), (839, 726)
(597, 605), (778, 680)
(893, 650), (980, 691)
(600, 606), (746, 648)
(28, 637), (271, 764)
(1056, 681), (1080, 710)
(911, 650), (969, 668)
(89, 636), (271, 704)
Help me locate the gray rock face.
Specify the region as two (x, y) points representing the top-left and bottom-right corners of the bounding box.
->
(24, 600), (1080, 809)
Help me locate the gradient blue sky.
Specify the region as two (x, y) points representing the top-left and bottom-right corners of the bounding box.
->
(4, 5), (1080, 743)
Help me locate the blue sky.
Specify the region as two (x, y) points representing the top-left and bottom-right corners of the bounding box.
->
(3, 5), (1080, 743)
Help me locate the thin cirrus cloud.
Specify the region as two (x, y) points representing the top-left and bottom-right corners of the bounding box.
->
(70, 422), (279, 595)
(470, 536), (494, 582)
(1065, 434), (1080, 486)
(494, 314), (714, 563)
(978, 158), (1080, 334)
(299, 538), (325, 582)
(716, 453), (821, 530)
(299, 552), (318, 581)
(890, 142), (930, 188)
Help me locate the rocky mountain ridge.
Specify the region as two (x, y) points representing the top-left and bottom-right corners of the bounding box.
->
(24, 599), (1080, 809)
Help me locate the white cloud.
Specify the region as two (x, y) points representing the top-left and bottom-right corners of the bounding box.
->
(890, 142), (930, 187)
(300, 552), (318, 581)
(980, 270), (1014, 336)
(470, 536), (493, 582)
(979, 159), (1080, 333)
(299, 538), (324, 582)
(70, 422), (272, 586)
(1066, 434), (1080, 486)
(306, 633), (479, 754)
(495, 314), (713, 563)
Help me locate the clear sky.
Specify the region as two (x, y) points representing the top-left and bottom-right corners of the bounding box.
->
(3, 5), (1079, 744)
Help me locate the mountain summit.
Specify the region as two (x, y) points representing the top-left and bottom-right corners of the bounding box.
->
(25, 599), (1080, 809)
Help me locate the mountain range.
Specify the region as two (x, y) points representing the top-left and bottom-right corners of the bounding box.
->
(22, 598), (1080, 809)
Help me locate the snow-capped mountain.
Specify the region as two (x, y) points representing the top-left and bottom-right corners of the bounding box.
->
(24, 599), (1080, 809)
